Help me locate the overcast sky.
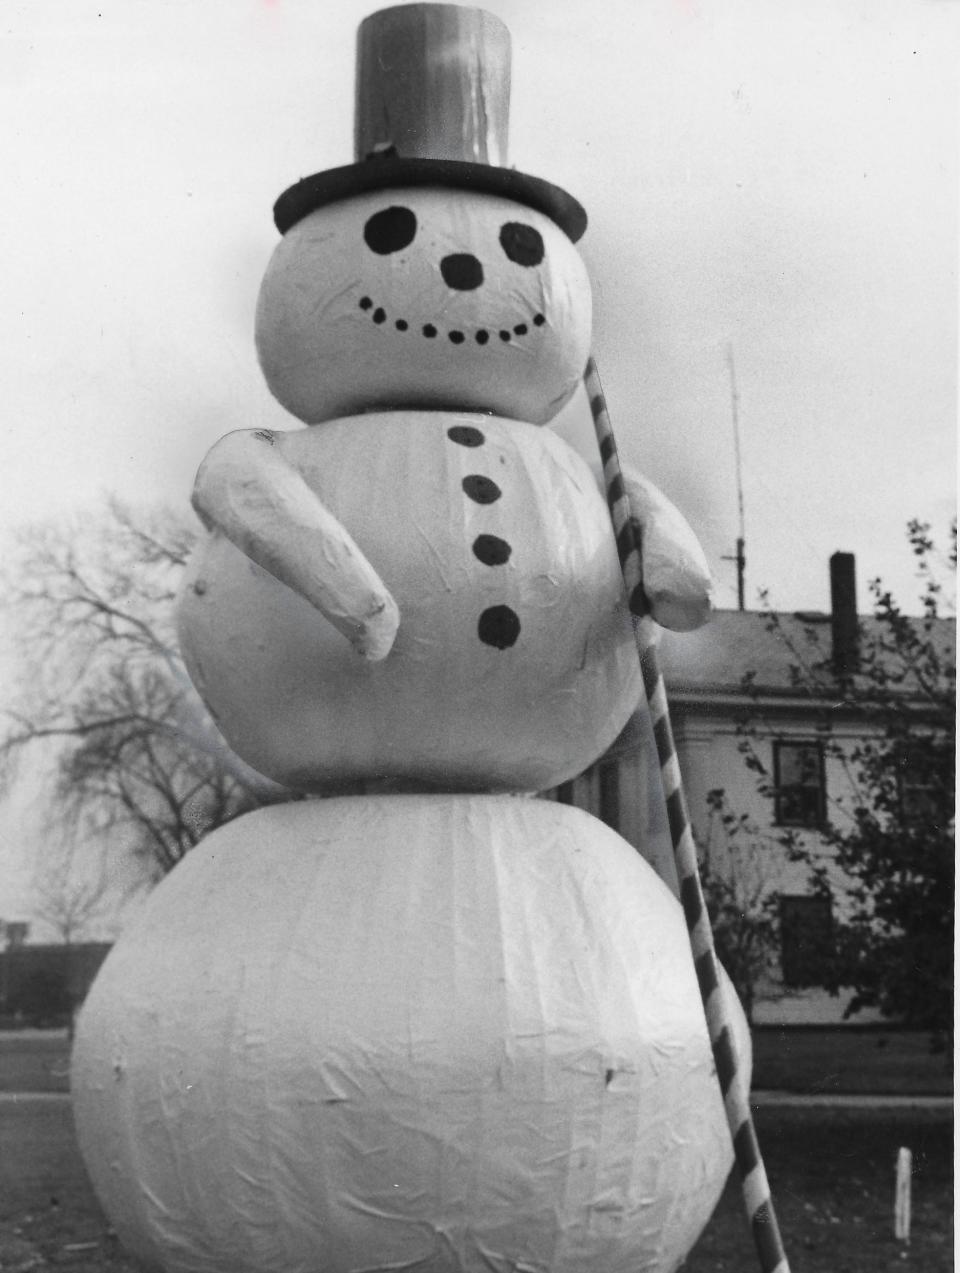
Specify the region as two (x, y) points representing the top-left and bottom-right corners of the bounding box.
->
(3, 0), (956, 614)
(0, 0), (956, 921)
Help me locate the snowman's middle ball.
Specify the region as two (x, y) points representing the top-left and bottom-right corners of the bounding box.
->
(255, 188), (592, 426)
(178, 412), (643, 793)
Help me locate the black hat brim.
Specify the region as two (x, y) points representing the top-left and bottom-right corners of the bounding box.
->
(273, 156), (587, 242)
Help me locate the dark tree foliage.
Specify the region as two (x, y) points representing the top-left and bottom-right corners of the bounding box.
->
(737, 521), (955, 1045)
(0, 499), (291, 880)
(697, 788), (782, 1025)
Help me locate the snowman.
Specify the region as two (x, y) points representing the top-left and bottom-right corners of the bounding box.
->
(72, 8), (750, 1273)
(174, 10), (710, 796)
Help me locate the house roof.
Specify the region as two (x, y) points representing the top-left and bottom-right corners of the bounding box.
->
(655, 608), (955, 698)
(657, 609), (830, 694)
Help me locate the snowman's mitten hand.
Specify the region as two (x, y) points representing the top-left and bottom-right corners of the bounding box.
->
(348, 594), (400, 662)
(621, 468), (713, 631)
(192, 429), (399, 661)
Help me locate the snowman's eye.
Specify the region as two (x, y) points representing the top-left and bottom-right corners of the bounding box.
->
(364, 206), (418, 255)
(499, 222), (544, 267)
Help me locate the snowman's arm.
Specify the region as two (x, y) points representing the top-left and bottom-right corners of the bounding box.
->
(191, 429), (399, 661)
(620, 466), (712, 632)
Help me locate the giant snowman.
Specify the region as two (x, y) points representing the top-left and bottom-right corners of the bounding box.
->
(72, 8), (750, 1273)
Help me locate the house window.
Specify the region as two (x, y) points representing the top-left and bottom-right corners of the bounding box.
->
(896, 744), (943, 821)
(773, 740), (826, 827)
(779, 894), (833, 988)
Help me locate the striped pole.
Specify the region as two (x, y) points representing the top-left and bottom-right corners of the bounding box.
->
(585, 356), (791, 1273)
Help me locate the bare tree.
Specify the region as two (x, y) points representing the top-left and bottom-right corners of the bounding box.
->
(25, 831), (127, 1035)
(1, 499), (290, 881)
(31, 833), (115, 945)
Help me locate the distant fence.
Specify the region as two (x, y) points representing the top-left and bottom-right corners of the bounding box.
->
(0, 942), (112, 1027)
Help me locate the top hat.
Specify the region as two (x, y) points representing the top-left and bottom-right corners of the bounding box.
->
(273, 3), (587, 242)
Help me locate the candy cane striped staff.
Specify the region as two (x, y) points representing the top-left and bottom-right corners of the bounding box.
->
(585, 356), (791, 1273)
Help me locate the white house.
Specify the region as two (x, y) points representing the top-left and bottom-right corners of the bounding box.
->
(553, 554), (954, 1025)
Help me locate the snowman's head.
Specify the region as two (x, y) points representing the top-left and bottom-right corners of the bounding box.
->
(255, 187), (592, 426)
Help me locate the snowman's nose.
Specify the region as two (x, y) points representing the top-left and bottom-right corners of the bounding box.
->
(440, 253), (484, 291)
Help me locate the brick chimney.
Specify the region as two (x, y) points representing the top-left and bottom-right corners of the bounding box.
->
(829, 551), (859, 676)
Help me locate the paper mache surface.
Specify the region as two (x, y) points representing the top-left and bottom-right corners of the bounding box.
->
(177, 411), (643, 793)
(73, 795), (749, 1273)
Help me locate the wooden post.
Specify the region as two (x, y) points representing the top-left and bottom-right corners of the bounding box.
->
(894, 1146), (912, 1242)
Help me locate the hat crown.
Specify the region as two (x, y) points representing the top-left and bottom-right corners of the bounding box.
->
(354, 4), (511, 166)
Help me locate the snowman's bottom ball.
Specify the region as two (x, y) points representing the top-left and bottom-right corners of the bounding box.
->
(72, 796), (749, 1273)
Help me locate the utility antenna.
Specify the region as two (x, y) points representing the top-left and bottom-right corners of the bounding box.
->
(722, 344), (747, 610)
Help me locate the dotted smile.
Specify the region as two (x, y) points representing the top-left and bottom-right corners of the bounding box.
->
(358, 295), (546, 345)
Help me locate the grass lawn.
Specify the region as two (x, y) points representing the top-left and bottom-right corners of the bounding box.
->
(685, 1104), (952, 1272)
(0, 1030), (73, 1094)
(0, 1096), (951, 1273)
(0, 1099), (138, 1273)
(751, 1027), (952, 1097)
